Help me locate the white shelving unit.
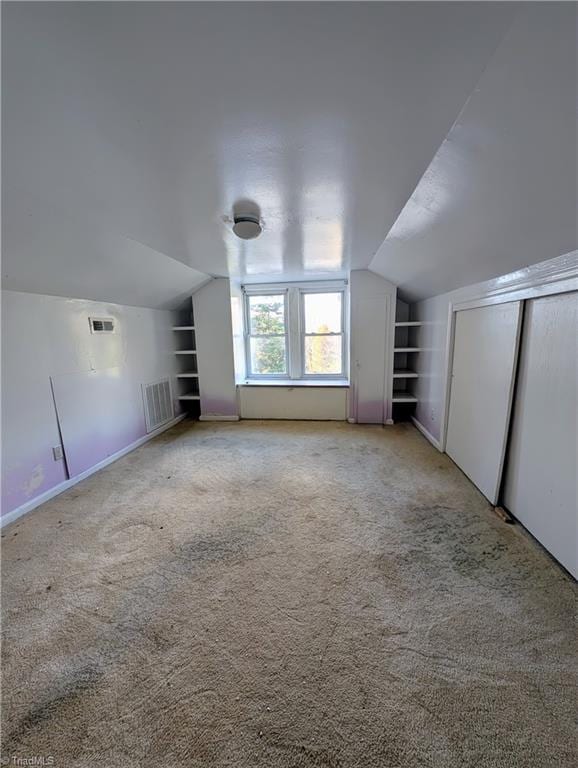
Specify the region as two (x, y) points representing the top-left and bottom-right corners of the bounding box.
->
(391, 391), (418, 404)
(172, 299), (200, 413)
(390, 307), (423, 420)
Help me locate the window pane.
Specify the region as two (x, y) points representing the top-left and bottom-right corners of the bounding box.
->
(250, 337), (287, 375)
(305, 335), (342, 375)
(304, 292), (342, 334)
(249, 295), (285, 335)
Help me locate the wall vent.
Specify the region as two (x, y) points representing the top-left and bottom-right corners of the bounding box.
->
(89, 316), (115, 334)
(142, 379), (174, 433)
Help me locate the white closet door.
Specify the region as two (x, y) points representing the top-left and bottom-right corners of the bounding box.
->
(503, 292), (577, 577)
(446, 302), (522, 503)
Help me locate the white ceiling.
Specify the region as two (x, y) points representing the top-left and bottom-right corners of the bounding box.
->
(370, 2), (577, 302)
(2, 1), (521, 307)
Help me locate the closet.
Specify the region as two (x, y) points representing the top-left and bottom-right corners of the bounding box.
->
(446, 302), (522, 504)
(503, 293), (577, 577)
(446, 290), (577, 577)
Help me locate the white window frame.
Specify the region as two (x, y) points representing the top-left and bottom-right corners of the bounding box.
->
(243, 290), (289, 379)
(243, 281), (348, 381)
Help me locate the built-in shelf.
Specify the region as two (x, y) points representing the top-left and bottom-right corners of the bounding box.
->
(390, 300), (422, 420)
(392, 391), (418, 403)
(173, 298), (200, 416)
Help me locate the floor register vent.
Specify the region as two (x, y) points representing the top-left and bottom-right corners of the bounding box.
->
(142, 379), (174, 433)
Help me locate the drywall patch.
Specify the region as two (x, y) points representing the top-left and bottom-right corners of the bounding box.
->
(22, 465), (45, 498)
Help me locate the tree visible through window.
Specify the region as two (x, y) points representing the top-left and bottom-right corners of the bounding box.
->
(303, 292), (343, 375)
(245, 284), (346, 379)
(248, 295), (287, 375)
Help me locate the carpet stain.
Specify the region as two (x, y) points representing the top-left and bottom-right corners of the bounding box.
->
(3, 663), (102, 754)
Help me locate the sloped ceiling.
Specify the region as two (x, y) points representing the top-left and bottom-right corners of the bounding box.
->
(370, 2), (577, 302)
(2, 1), (517, 307)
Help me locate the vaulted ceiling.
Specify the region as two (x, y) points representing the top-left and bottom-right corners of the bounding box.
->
(2, 2), (575, 308)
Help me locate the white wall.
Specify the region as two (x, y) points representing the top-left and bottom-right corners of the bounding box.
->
(230, 279), (246, 384)
(1, 290), (179, 519)
(410, 252), (578, 444)
(198, 271), (395, 423)
(239, 386), (348, 421)
(350, 270), (396, 424)
(194, 278), (238, 419)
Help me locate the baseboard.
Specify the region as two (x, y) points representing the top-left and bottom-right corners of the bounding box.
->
(411, 416), (443, 452)
(349, 417), (394, 425)
(1, 414), (186, 528)
(199, 414), (240, 422)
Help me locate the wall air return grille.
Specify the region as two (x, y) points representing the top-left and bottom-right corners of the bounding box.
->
(142, 379), (174, 433)
(89, 317), (115, 333)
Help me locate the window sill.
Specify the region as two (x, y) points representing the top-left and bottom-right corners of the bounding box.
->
(239, 379), (349, 388)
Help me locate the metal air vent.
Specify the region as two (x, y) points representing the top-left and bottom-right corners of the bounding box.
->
(89, 317), (115, 334)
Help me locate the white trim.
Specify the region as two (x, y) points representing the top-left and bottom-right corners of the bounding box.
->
(243, 279), (347, 294)
(198, 414), (240, 421)
(299, 287), (347, 380)
(289, 286), (302, 378)
(491, 301), (524, 504)
(456, 251), (577, 304)
(240, 379), (348, 388)
(244, 290), (289, 379)
(244, 282), (349, 381)
(384, 293), (396, 423)
(440, 300), (457, 451)
(1, 414), (187, 529)
(411, 416), (443, 451)
(453, 276), (578, 312)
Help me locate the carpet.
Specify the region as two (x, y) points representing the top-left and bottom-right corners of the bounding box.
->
(1, 420), (576, 767)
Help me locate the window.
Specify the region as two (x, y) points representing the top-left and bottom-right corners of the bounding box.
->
(303, 292), (343, 375)
(244, 282), (347, 380)
(247, 294), (287, 375)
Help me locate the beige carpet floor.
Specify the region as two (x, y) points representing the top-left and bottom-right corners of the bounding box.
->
(1, 420), (576, 767)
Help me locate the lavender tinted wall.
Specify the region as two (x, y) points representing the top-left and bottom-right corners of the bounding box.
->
(194, 278), (238, 419)
(1, 290), (180, 517)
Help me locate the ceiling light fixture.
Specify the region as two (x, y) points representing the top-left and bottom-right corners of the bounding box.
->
(232, 214), (262, 240)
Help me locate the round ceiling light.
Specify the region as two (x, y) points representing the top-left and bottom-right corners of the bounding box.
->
(232, 214), (262, 240)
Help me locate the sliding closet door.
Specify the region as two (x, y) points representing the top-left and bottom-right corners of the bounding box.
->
(446, 302), (522, 503)
(503, 292), (577, 577)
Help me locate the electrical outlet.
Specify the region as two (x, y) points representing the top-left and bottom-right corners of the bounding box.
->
(52, 445), (64, 461)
